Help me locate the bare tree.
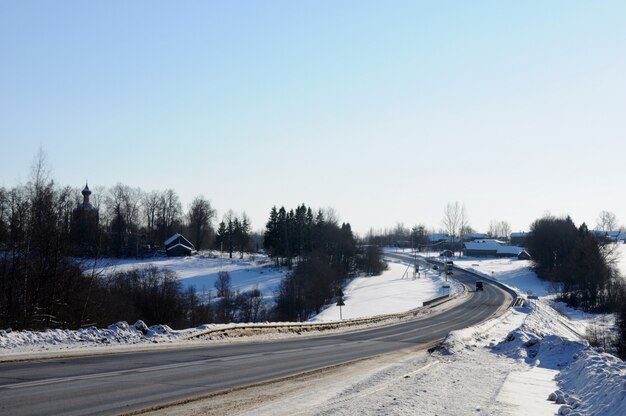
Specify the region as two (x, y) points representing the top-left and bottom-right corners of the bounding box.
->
(488, 220), (512, 240)
(500, 221), (512, 240)
(442, 201), (467, 239)
(322, 207), (340, 226)
(142, 190), (160, 242)
(29, 147), (51, 193)
(104, 183), (143, 256)
(186, 196), (216, 250)
(214, 271), (232, 298)
(596, 211), (618, 232)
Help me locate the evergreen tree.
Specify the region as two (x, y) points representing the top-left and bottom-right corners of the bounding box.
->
(263, 206), (279, 265)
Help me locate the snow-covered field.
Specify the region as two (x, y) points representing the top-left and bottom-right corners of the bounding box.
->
(0, 255), (459, 356)
(4, 251), (626, 414)
(311, 260), (463, 322)
(453, 257), (551, 296)
(80, 252), (286, 302)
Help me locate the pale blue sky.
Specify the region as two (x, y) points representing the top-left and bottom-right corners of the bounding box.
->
(1, 1), (625, 234)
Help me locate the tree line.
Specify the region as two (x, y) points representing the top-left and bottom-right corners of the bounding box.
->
(527, 215), (623, 312)
(0, 155), (387, 329)
(0, 154), (253, 329)
(265, 204), (386, 321)
(526, 215), (626, 358)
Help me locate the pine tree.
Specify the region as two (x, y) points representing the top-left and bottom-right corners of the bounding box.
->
(263, 206), (279, 265)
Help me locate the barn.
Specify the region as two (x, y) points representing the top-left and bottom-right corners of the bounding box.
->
(164, 233), (195, 257)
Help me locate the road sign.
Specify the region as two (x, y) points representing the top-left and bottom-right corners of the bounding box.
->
(336, 297), (345, 320)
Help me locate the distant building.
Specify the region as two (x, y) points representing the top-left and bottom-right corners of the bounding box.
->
(164, 233), (195, 257)
(429, 233), (451, 243)
(591, 230), (626, 242)
(70, 183), (99, 254)
(517, 250), (531, 260)
(462, 233), (488, 241)
(509, 232), (530, 247)
(463, 239), (525, 258)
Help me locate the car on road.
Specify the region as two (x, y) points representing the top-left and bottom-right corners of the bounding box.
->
(475, 281), (484, 291)
(432, 265), (439, 270)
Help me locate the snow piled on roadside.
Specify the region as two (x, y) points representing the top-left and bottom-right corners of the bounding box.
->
(285, 297), (625, 415)
(442, 299), (625, 416)
(454, 257), (618, 341)
(0, 321), (185, 351)
(557, 348), (626, 415)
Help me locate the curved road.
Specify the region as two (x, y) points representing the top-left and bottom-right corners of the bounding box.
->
(0, 255), (509, 416)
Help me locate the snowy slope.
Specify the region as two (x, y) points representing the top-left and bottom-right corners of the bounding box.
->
(81, 252), (286, 301)
(311, 260), (463, 322)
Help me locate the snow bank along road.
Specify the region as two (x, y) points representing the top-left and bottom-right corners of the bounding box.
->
(0, 257), (511, 416)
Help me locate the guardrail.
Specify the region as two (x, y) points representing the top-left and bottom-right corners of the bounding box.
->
(423, 294), (449, 306)
(184, 289), (461, 341)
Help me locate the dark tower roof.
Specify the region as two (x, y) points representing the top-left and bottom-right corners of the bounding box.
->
(82, 182), (92, 198)
(76, 181), (96, 211)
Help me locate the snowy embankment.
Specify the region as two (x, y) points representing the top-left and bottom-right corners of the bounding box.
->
(0, 255), (460, 357)
(426, 256), (625, 415)
(453, 256), (616, 337)
(250, 290), (625, 415)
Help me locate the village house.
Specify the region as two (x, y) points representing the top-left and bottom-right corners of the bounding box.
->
(164, 233), (195, 257)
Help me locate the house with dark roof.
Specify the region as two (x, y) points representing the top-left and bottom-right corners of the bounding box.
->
(509, 232), (530, 246)
(164, 233), (195, 257)
(591, 230), (626, 242)
(462, 233), (488, 241)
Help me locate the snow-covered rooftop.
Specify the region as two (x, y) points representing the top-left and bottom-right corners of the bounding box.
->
(166, 243), (193, 252)
(164, 233), (194, 249)
(164, 233), (183, 246)
(464, 239), (523, 256)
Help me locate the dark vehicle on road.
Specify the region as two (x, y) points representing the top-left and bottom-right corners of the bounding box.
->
(475, 281), (484, 291)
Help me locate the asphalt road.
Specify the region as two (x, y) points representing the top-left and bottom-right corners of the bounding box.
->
(0, 255), (508, 416)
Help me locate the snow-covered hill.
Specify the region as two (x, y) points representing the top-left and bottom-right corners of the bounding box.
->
(81, 252), (286, 302)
